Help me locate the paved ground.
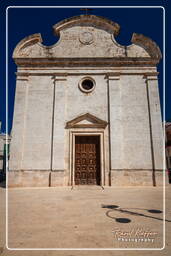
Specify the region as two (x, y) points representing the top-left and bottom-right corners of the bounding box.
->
(0, 184), (171, 255)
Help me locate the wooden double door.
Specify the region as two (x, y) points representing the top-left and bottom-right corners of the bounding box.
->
(75, 136), (101, 185)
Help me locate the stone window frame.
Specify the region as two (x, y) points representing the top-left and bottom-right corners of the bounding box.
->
(78, 77), (96, 93)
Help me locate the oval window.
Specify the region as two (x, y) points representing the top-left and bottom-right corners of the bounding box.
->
(79, 77), (95, 93)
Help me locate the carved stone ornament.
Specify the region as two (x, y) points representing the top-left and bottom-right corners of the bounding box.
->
(79, 32), (94, 45)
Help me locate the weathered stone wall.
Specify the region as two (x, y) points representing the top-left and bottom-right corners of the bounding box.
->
(22, 76), (53, 170)
(119, 75), (152, 170)
(66, 74), (108, 122)
(10, 75), (53, 171)
(146, 76), (163, 170)
(9, 69), (163, 187)
(10, 77), (28, 170)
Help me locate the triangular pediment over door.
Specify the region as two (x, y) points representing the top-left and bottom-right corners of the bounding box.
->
(66, 113), (108, 129)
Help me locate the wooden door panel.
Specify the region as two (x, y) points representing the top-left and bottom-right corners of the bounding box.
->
(75, 136), (100, 185)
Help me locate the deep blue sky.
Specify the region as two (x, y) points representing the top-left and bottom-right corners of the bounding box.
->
(0, 0), (170, 133)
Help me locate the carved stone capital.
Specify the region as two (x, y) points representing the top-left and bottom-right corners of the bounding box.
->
(143, 72), (159, 81)
(106, 72), (120, 80)
(52, 74), (68, 82)
(15, 72), (29, 81)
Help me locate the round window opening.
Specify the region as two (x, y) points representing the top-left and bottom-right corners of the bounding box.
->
(79, 78), (95, 93)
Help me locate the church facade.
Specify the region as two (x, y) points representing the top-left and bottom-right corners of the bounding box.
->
(9, 15), (163, 187)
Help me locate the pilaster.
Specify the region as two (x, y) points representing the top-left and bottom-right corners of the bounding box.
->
(10, 74), (29, 170)
(52, 75), (67, 172)
(145, 74), (163, 171)
(107, 73), (123, 170)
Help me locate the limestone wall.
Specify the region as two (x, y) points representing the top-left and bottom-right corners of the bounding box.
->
(10, 75), (53, 171)
(9, 68), (164, 186)
(120, 75), (152, 170)
(66, 75), (108, 122)
(10, 78), (28, 170)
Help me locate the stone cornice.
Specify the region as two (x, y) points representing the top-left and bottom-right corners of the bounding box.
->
(15, 71), (159, 77)
(14, 57), (159, 67)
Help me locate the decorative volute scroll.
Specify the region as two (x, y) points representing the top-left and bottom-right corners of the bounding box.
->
(13, 33), (42, 58)
(12, 15), (162, 67)
(66, 113), (108, 129)
(131, 33), (162, 60)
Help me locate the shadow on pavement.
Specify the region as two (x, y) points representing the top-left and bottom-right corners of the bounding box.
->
(102, 204), (171, 223)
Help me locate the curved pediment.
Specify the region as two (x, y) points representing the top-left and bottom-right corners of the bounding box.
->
(53, 15), (120, 36)
(66, 113), (108, 129)
(12, 15), (161, 66)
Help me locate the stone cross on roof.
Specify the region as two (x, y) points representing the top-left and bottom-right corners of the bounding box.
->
(80, 8), (94, 15)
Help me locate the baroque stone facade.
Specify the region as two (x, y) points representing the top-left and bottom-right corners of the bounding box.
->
(9, 15), (163, 187)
